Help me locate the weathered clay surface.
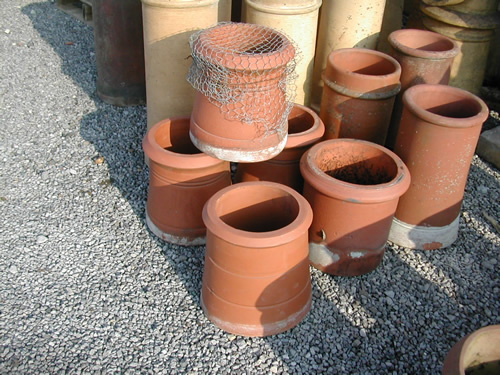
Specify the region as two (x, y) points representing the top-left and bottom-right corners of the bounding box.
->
(393, 84), (489, 229)
(300, 139), (410, 276)
(388, 216), (459, 250)
(309, 242), (385, 277)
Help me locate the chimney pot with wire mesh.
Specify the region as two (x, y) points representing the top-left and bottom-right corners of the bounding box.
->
(187, 22), (298, 162)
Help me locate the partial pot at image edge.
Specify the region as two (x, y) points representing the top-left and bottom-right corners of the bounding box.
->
(442, 324), (500, 375)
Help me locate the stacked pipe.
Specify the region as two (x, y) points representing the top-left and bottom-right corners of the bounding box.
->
(418, 0), (500, 94)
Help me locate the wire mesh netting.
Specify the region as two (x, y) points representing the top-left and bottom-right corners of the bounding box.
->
(187, 22), (299, 137)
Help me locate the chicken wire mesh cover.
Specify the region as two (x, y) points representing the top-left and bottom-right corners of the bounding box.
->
(187, 22), (299, 136)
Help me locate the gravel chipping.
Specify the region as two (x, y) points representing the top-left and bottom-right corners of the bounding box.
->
(1, 1), (499, 374)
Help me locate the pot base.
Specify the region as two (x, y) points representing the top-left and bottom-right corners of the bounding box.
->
(200, 287), (312, 337)
(388, 216), (459, 250)
(309, 242), (385, 276)
(146, 211), (206, 246)
(189, 126), (288, 163)
(97, 86), (146, 107)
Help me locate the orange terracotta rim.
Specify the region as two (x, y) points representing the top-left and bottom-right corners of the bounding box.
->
(203, 181), (313, 247)
(403, 84), (489, 128)
(322, 48), (402, 97)
(300, 139), (411, 203)
(285, 103), (325, 149)
(388, 29), (459, 60)
(142, 117), (224, 169)
(191, 22), (296, 71)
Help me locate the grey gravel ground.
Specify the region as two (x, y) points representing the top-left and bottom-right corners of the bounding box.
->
(1, 1), (499, 374)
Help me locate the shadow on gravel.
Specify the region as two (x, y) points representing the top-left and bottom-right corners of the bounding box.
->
(259, 279), (361, 373)
(254, 247), (465, 374)
(381, 160), (500, 370)
(23, 1), (206, 306)
(306, 256), (458, 373)
(22, 2), (149, 227)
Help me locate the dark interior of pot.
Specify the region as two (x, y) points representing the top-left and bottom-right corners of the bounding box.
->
(415, 90), (483, 119)
(465, 360), (500, 375)
(427, 99), (480, 119)
(154, 118), (201, 155)
(218, 186), (300, 232)
(242, 37), (283, 54)
(335, 50), (396, 76)
(463, 330), (500, 375)
(318, 143), (398, 186)
(396, 31), (455, 52)
(288, 107), (314, 135)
